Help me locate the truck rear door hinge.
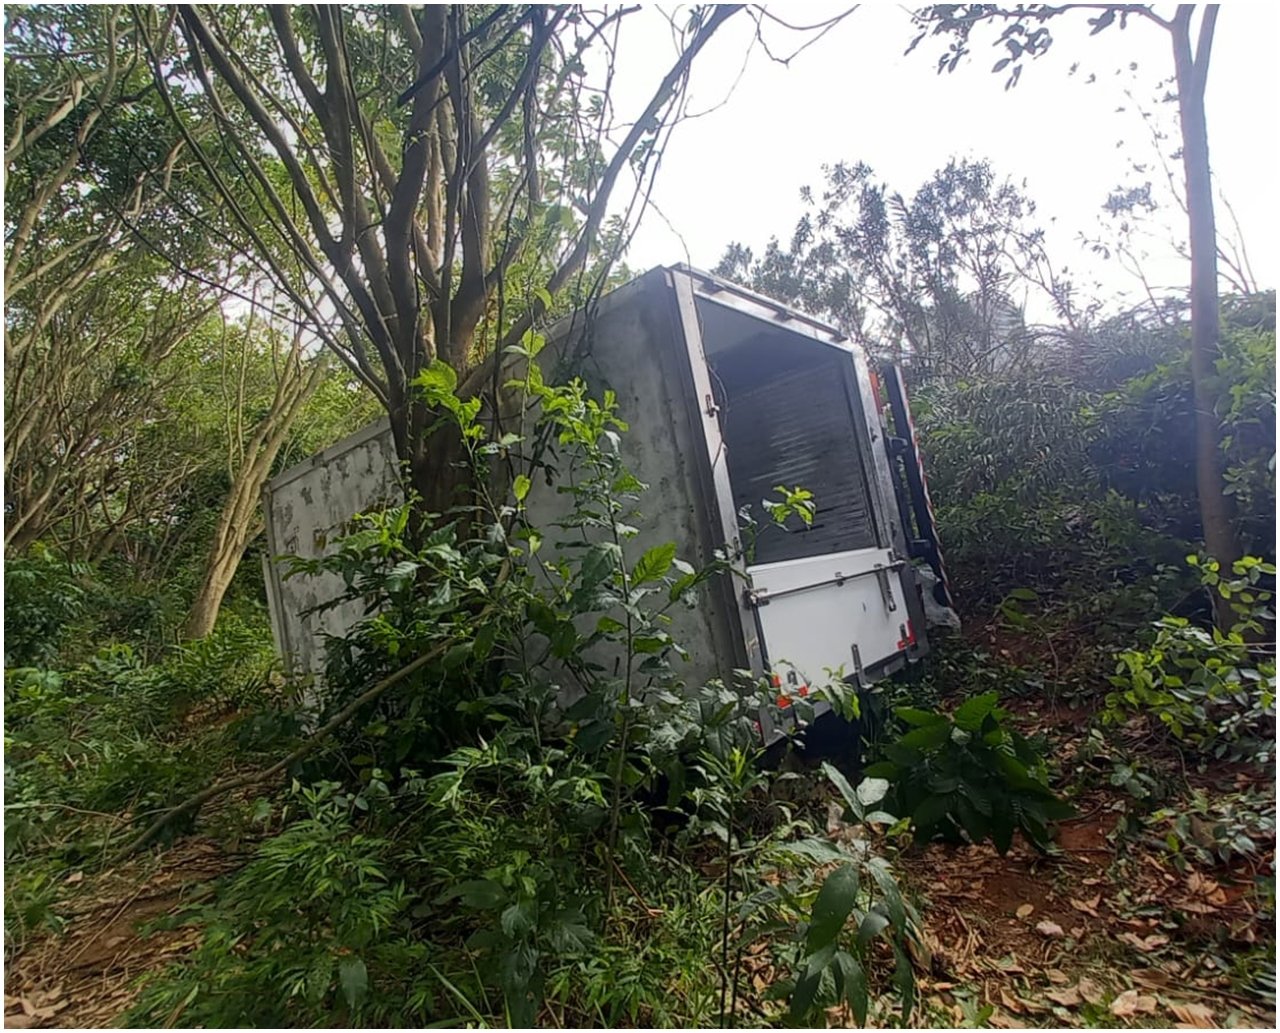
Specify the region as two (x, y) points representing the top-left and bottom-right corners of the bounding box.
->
(875, 564), (898, 613)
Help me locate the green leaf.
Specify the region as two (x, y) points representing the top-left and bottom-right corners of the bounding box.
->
(898, 722), (951, 750)
(856, 906), (891, 947)
(952, 691), (1000, 731)
(789, 942), (836, 1021)
(338, 956), (368, 1011)
(895, 706), (947, 727)
(912, 793), (953, 836)
(856, 776), (890, 808)
(438, 879), (507, 909)
(780, 838), (852, 865)
(632, 542), (677, 585)
(834, 951), (869, 1025)
(414, 359), (459, 397)
(578, 542), (621, 590)
(822, 761), (864, 819)
(513, 474), (531, 502)
(500, 898), (537, 937)
(443, 641), (472, 670)
(806, 863), (860, 952)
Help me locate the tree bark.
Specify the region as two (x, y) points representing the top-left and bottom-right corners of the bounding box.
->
(183, 342), (325, 639)
(1170, 5), (1239, 626)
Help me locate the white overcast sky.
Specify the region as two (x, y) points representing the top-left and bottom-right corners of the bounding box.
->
(605, 3), (1278, 315)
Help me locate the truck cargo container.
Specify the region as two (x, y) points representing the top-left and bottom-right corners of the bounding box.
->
(261, 265), (955, 741)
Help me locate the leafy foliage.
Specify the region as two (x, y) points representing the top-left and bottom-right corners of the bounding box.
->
(783, 763), (918, 1025)
(865, 692), (1073, 853)
(4, 619), (283, 865)
(1103, 556), (1276, 761)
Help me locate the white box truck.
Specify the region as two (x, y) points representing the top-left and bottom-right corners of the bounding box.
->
(261, 266), (956, 740)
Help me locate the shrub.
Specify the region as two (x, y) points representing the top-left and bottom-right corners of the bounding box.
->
(1103, 556), (1276, 761)
(864, 691), (1073, 852)
(3, 545), (90, 667)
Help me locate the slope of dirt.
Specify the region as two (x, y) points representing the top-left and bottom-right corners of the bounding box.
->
(889, 680), (1275, 1026)
(4, 838), (244, 1029)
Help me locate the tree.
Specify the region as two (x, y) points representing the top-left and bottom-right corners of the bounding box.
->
(4, 5), (225, 554)
(145, 5), (747, 527)
(182, 305), (329, 639)
(716, 158), (1073, 382)
(907, 3), (1241, 616)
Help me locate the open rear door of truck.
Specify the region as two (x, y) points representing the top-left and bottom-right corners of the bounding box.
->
(877, 363), (956, 614)
(668, 268), (928, 735)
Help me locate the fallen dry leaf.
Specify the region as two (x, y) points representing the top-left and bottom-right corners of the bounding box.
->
(64, 870), (84, 885)
(1069, 894), (1101, 916)
(1174, 896), (1223, 915)
(1016, 903), (1035, 919)
(998, 989), (1024, 1015)
(989, 1012), (1027, 1029)
(1169, 1001), (1215, 1028)
(1110, 989), (1158, 1017)
(1046, 969), (1070, 985)
(1045, 985), (1082, 1007)
(1119, 931), (1169, 953)
(1077, 977), (1104, 1005)
(1035, 920), (1064, 938)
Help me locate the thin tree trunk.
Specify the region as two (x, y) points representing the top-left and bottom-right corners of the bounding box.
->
(183, 515), (262, 639)
(183, 352), (325, 639)
(1171, 5), (1239, 627)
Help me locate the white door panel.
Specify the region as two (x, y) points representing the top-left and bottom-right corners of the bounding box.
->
(748, 546), (908, 697)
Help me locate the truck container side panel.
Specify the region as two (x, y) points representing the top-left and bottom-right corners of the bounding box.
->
(262, 271), (745, 693)
(524, 271), (746, 693)
(262, 418), (402, 677)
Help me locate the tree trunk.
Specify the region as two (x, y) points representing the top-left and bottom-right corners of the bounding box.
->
(1170, 6), (1239, 627)
(184, 517), (258, 639)
(389, 393), (475, 538)
(183, 353), (324, 639)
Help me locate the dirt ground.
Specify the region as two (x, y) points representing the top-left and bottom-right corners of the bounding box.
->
(4, 838), (241, 1028)
(896, 806), (1273, 1028)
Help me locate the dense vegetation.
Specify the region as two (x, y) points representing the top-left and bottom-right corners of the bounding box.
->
(4, 3), (1275, 1028)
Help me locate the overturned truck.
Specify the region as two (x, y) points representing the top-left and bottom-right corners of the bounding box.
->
(262, 266), (956, 741)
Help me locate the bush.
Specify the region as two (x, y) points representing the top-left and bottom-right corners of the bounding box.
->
(3, 545), (90, 667)
(4, 618), (282, 863)
(865, 691), (1073, 852)
(127, 782), (416, 1028)
(1103, 556), (1276, 761)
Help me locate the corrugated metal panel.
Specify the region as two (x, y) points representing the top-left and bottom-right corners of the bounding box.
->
(720, 355), (878, 565)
